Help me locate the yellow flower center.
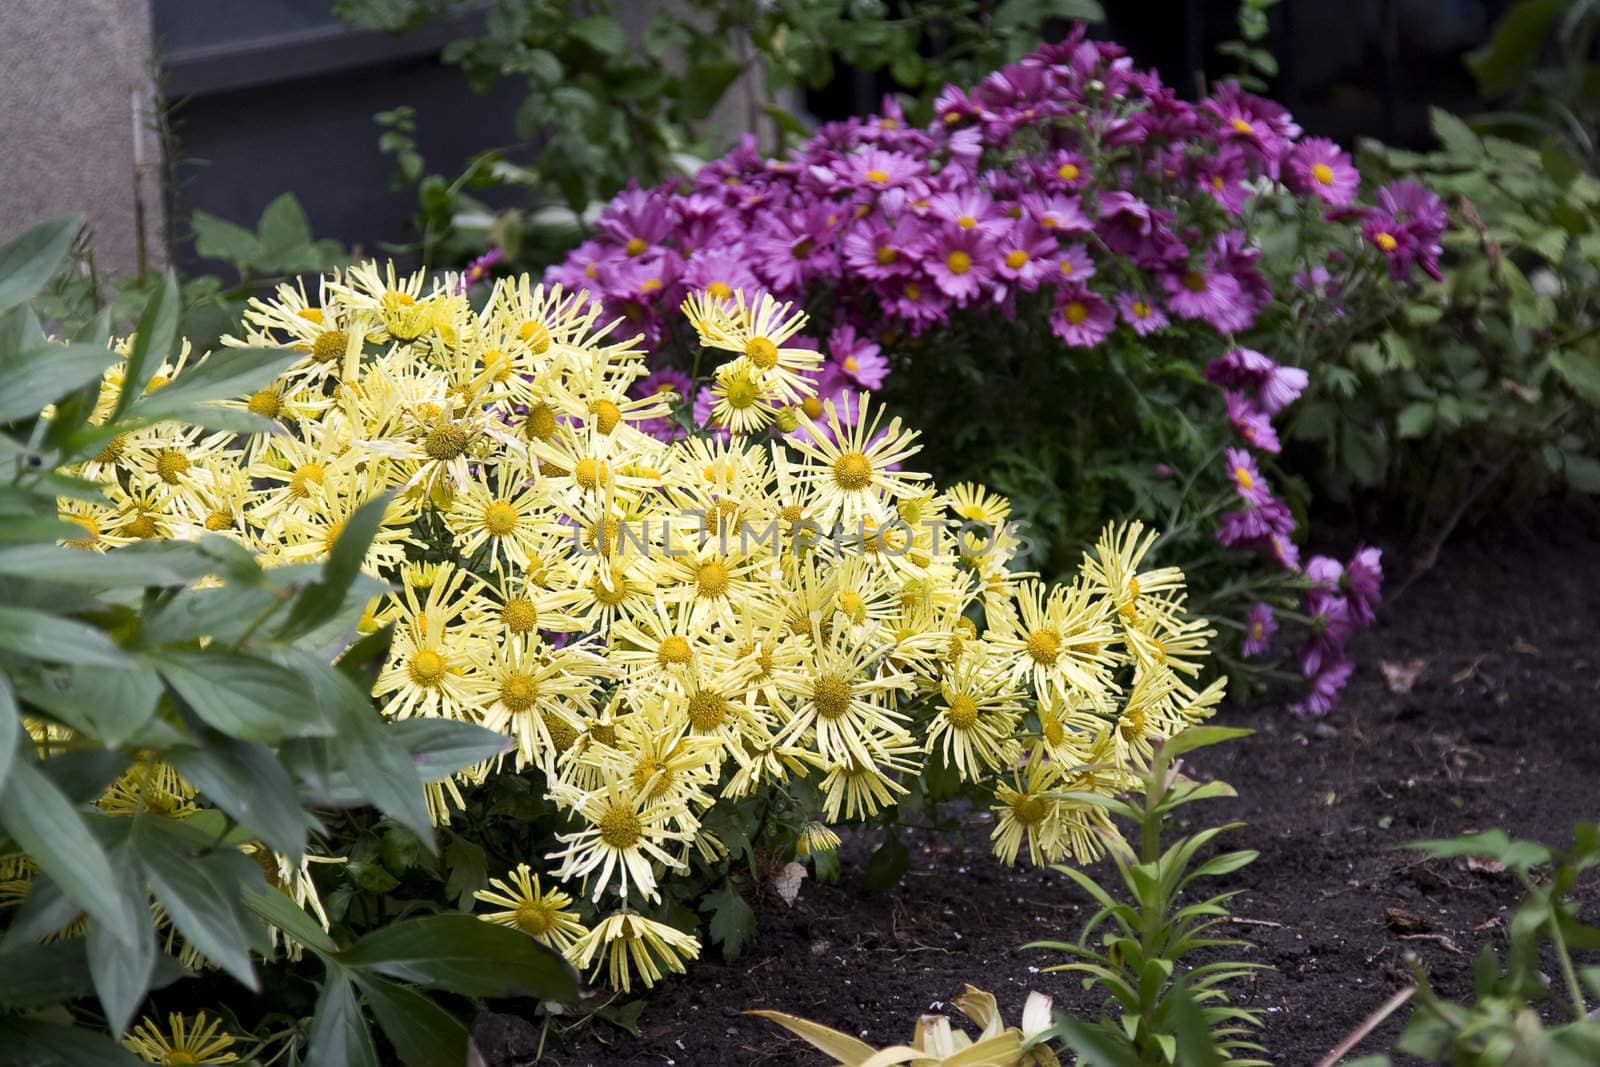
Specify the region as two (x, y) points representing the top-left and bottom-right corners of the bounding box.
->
(1232, 117), (1254, 134)
(95, 434), (127, 465)
(1182, 271), (1207, 292)
(424, 424), (470, 460)
(687, 690), (727, 731)
(204, 508), (234, 532)
(519, 320), (552, 354)
(483, 500), (520, 536)
(945, 694), (979, 729)
(1064, 301), (1089, 325)
(707, 280), (733, 299)
(502, 596), (539, 633)
(696, 560), (730, 598)
(1132, 300), (1152, 319)
(312, 329), (348, 363)
(524, 402), (557, 441)
(625, 237), (648, 256)
(574, 457), (607, 489)
(590, 571), (629, 607)
(812, 675), (853, 720)
(800, 396), (824, 420)
(1312, 162), (1335, 185)
(1025, 627), (1061, 665)
(745, 336), (779, 369)
(1234, 465), (1255, 490)
(298, 307), (324, 323)
(1011, 793), (1049, 825)
(408, 649), (446, 686)
(515, 900), (556, 936)
(154, 450), (190, 484)
(290, 462), (325, 498)
(946, 250), (972, 275)
(657, 635), (693, 666)
(247, 388), (281, 417)
(832, 451), (873, 490)
(498, 673), (539, 712)
(838, 590), (867, 624)
(545, 713), (578, 752)
(956, 215), (977, 229)
(1005, 249), (1028, 269)
(843, 354), (859, 372)
(632, 757), (676, 798)
(904, 281), (921, 300)
(875, 246), (898, 266)
(589, 398), (622, 435)
(865, 168), (890, 184)
(1374, 231), (1399, 252)
(122, 512), (159, 540)
(598, 803), (643, 848)
(1057, 162), (1080, 180)
(64, 514), (100, 547)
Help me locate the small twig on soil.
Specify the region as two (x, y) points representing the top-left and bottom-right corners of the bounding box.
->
(1312, 986), (1416, 1067)
(1400, 933), (1464, 955)
(1226, 917), (1286, 928)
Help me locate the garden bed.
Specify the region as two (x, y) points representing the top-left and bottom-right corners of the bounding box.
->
(495, 504), (1600, 1066)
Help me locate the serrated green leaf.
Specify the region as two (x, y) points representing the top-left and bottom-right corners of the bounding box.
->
(131, 815), (264, 988)
(700, 882), (756, 963)
(0, 674), (15, 795)
(0, 1014), (146, 1066)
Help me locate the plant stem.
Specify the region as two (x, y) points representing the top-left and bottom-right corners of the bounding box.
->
(1312, 986), (1415, 1067)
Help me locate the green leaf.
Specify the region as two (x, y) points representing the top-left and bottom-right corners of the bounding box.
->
(1396, 402), (1436, 439)
(0, 541), (221, 588)
(111, 272), (179, 423)
(125, 346), (301, 429)
(443, 835), (488, 909)
(863, 829), (910, 892)
(0, 760), (134, 947)
(356, 974), (471, 1067)
(1466, 0), (1566, 96)
(678, 60), (744, 121)
(277, 493), (393, 642)
(392, 718), (513, 782)
(0, 674), (16, 794)
(0, 1014), (146, 1067)
(0, 344), (119, 424)
(569, 15), (627, 56)
(1564, 453), (1600, 493)
(190, 210), (261, 269)
(0, 216), (81, 317)
(153, 650), (328, 743)
(168, 741), (312, 858)
(1160, 726), (1254, 759)
(1430, 108), (1482, 157)
(1550, 349), (1600, 404)
(17, 661), (163, 746)
(0, 605), (130, 668)
(131, 815), (264, 988)
(700, 882), (756, 963)
(86, 844), (157, 1037)
(0, 937), (97, 1008)
(240, 882), (339, 957)
(256, 193), (315, 263)
(1408, 829), (1552, 871)
(306, 975), (381, 1067)
(339, 913), (578, 1002)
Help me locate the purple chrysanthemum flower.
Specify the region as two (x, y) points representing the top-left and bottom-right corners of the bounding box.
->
(1116, 291), (1169, 335)
(1288, 138), (1360, 207)
(1164, 265), (1248, 332)
(1226, 447), (1272, 506)
(1216, 496), (1295, 548)
(1345, 546), (1383, 625)
(1049, 287), (1115, 347)
(1291, 658), (1354, 717)
(828, 323), (890, 390)
(926, 227), (993, 304)
(1225, 391), (1282, 453)
(1242, 602), (1277, 657)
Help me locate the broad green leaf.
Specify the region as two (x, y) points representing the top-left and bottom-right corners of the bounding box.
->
(111, 272), (178, 423)
(0, 1015), (145, 1066)
(1430, 108), (1482, 157)
(190, 210), (261, 268)
(1396, 402), (1436, 440)
(0, 540), (225, 587)
(0, 761), (134, 946)
(0, 344), (119, 424)
(240, 883), (339, 957)
(700, 882), (756, 963)
(256, 193), (315, 264)
(1, 874), (83, 949)
(392, 718), (514, 782)
(339, 913), (577, 1002)
(132, 815), (263, 988)
(169, 740), (312, 858)
(1408, 829), (1552, 871)
(356, 973), (471, 1067)
(0, 674), (15, 793)
(153, 650), (328, 742)
(17, 661), (163, 746)
(86, 844), (157, 1037)
(277, 493), (394, 642)
(1550, 349), (1600, 405)
(442, 835), (488, 909)
(0, 216), (81, 318)
(0, 605), (130, 667)
(0, 938), (96, 1007)
(305, 975), (381, 1067)
(569, 15), (627, 56)
(1160, 726), (1254, 759)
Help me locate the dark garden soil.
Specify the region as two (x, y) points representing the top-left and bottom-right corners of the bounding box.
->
(482, 504), (1600, 1067)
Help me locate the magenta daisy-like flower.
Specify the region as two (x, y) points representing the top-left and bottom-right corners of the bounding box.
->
(1242, 602), (1277, 657)
(1049, 287), (1115, 347)
(843, 219), (915, 282)
(926, 187), (1007, 236)
(1225, 447), (1272, 506)
(993, 219), (1057, 293)
(882, 276), (948, 334)
(847, 147), (925, 193)
(827, 323), (890, 390)
(1288, 138), (1359, 206)
(1225, 391), (1282, 453)
(1367, 180), (1447, 281)
(1215, 496), (1294, 549)
(1291, 658), (1354, 717)
(1345, 546), (1383, 625)
(1164, 264), (1248, 333)
(926, 227), (992, 304)
(1116, 291), (1169, 336)
(1019, 192), (1092, 236)
(1051, 243), (1096, 287)
(1207, 348), (1308, 417)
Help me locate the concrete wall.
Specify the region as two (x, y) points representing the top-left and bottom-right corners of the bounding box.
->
(0, 0), (164, 274)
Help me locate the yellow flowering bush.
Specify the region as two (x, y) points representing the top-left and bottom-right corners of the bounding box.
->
(63, 259), (1225, 994)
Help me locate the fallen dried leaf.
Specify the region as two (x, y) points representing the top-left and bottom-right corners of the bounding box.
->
(1380, 658), (1427, 694)
(774, 861), (807, 907)
(1465, 856), (1505, 875)
(1385, 907), (1432, 933)
(1450, 656), (1483, 685)
(1511, 638), (1541, 656)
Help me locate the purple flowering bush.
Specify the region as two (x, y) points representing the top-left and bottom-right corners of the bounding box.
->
(540, 26), (1447, 714)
